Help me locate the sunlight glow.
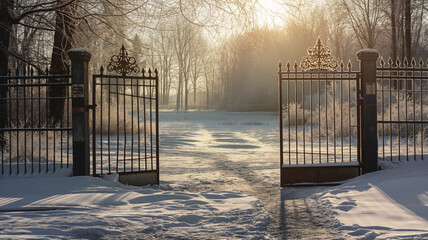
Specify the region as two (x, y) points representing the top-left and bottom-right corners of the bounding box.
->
(255, 0), (286, 27)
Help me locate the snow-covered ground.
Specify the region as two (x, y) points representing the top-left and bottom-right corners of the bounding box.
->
(316, 160), (428, 239)
(0, 175), (268, 239)
(1, 111), (427, 239)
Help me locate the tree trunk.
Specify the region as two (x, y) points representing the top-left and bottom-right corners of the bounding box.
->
(0, 0), (14, 147)
(391, 0), (397, 61)
(404, 0), (411, 60)
(176, 65), (182, 111)
(404, 0), (412, 94)
(400, 9), (405, 60)
(184, 77), (188, 111)
(49, 0), (76, 124)
(193, 77), (197, 106)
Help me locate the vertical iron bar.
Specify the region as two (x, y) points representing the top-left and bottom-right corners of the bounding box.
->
(143, 78), (147, 170)
(302, 79), (305, 164)
(8, 75), (11, 175)
(319, 79), (321, 163)
(24, 69), (27, 174)
(348, 74), (351, 162)
(116, 77), (119, 172)
(45, 75), (49, 173)
(16, 73), (19, 175)
(389, 70), (393, 161)
(325, 79), (329, 163)
(398, 69), (401, 161)
(381, 68), (385, 161)
(340, 77), (343, 162)
(295, 78), (298, 164)
(405, 66), (409, 161)
(137, 77), (141, 171)
(150, 78), (153, 170)
(333, 78), (336, 162)
(108, 76), (111, 174)
(287, 73), (291, 164)
(100, 77), (103, 174)
(30, 67), (33, 171)
(279, 71), (283, 169)
(123, 76), (127, 172)
(66, 75), (70, 167)
(421, 68), (424, 160)
(92, 75), (97, 176)
(38, 72), (41, 172)
(413, 69), (416, 160)
(131, 78), (134, 171)
(53, 83), (56, 172)
(356, 74), (361, 166)
(155, 72), (159, 183)
(60, 78), (63, 169)
(1, 74), (3, 175)
(310, 77), (313, 164)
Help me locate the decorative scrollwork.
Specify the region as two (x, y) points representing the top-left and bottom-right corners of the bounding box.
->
(300, 38), (338, 71)
(107, 45), (140, 76)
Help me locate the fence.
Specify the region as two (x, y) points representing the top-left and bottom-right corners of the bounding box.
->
(377, 58), (428, 161)
(0, 67), (72, 175)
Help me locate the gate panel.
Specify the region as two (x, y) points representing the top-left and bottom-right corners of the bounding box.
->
(91, 46), (159, 184)
(278, 39), (360, 185)
(279, 69), (360, 165)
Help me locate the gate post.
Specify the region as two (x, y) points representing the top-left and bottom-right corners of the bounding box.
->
(68, 49), (91, 176)
(357, 49), (379, 174)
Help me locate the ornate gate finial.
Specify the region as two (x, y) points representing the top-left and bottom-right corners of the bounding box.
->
(107, 45), (140, 76)
(300, 38), (338, 71)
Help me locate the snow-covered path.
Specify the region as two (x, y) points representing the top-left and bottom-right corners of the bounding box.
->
(159, 111), (279, 191)
(158, 111), (342, 238)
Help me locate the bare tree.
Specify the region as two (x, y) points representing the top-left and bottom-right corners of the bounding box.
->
(338, 0), (385, 48)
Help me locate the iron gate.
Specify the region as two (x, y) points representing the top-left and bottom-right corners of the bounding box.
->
(91, 46), (159, 184)
(278, 39), (361, 185)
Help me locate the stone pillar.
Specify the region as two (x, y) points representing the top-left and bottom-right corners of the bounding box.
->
(68, 49), (91, 176)
(357, 49), (379, 174)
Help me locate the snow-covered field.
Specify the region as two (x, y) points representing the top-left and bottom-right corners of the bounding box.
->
(1, 111), (428, 239)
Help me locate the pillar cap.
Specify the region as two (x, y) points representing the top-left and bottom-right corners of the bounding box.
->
(68, 49), (91, 61)
(357, 49), (379, 61)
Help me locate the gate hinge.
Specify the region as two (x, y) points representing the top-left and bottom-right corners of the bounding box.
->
(87, 104), (97, 110)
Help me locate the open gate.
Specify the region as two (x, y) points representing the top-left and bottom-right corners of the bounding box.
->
(91, 46), (159, 185)
(278, 39), (361, 186)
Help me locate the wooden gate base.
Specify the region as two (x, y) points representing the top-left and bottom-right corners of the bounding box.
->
(118, 171), (158, 186)
(281, 164), (359, 186)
